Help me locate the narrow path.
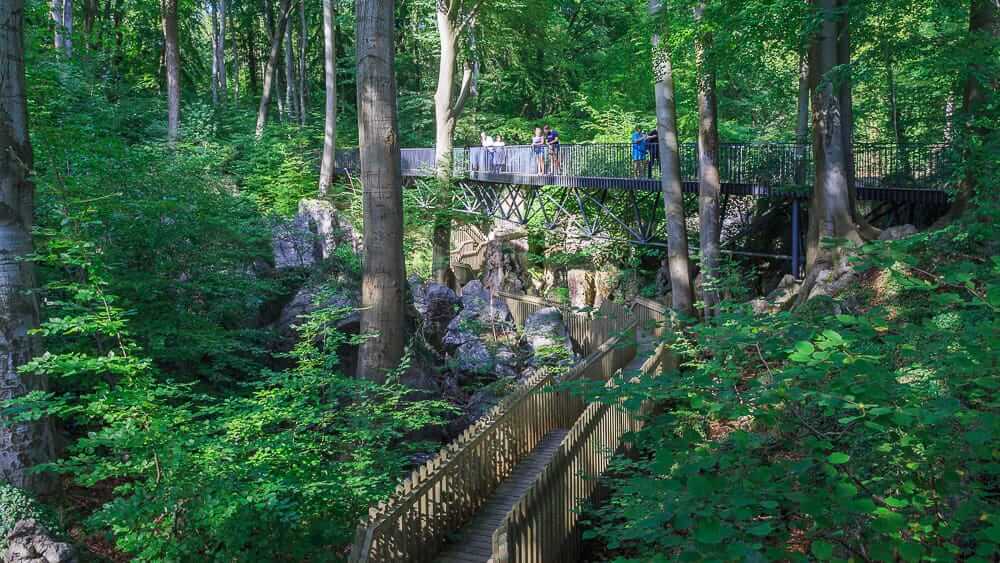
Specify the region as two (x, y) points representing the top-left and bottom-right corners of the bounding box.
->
(436, 430), (569, 563)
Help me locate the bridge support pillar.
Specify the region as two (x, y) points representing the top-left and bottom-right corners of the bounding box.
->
(791, 198), (802, 278)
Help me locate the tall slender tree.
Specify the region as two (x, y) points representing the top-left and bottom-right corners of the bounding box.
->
(297, 0), (308, 126)
(694, 1), (721, 317)
(51, 0), (73, 56)
(0, 0), (57, 493)
(163, 0), (180, 143)
(284, 14), (297, 121)
(356, 0), (406, 382)
(941, 0), (998, 221)
(430, 0), (480, 286)
(649, 0), (694, 317)
(255, 0), (293, 138)
(211, 0), (227, 105)
(803, 0), (862, 273)
(318, 0), (337, 194)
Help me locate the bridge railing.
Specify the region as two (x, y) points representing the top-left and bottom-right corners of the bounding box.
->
(491, 340), (668, 563)
(338, 142), (948, 192)
(348, 297), (639, 563)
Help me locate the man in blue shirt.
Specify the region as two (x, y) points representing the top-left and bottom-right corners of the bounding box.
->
(543, 125), (561, 174)
(631, 126), (647, 177)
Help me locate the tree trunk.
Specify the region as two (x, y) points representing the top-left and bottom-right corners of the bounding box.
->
(431, 6), (476, 286)
(694, 1), (721, 318)
(247, 23), (259, 96)
(837, 0), (879, 239)
(217, 0), (227, 101)
(51, 0), (73, 56)
(318, 0), (337, 194)
(256, 0), (292, 139)
(211, 3), (220, 105)
(284, 17), (296, 121)
(0, 0), (56, 494)
(795, 53), (810, 145)
(162, 0), (180, 143)
(84, 0), (98, 48)
(804, 0), (862, 271)
(356, 0), (406, 382)
(941, 0), (997, 220)
(298, 0), (308, 126)
(649, 0), (694, 317)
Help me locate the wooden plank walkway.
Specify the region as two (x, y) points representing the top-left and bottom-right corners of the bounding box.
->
(436, 430), (569, 563)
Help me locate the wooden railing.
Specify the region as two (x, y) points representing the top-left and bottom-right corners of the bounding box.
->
(348, 295), (639, 563)
(498, 291), (635, 358)
(491, 342), (669, 563)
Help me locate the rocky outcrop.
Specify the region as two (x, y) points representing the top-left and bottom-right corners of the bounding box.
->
(411, 280), (460, 349)
(482, 237), (531, 296)
(878, 224), (918, 241)
(522, 307), (571, 355)
(272, 199), (360, 269)
(751, 274), (801, 314)
(2, 520), (75, 563)
(275, 285), (360, 342)
(443, 281), (513, 349)
(567, 269), (595, 309)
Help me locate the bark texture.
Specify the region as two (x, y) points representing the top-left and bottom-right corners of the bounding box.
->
(804, 0), (862, 272)
(356, 0), (406, 382)
(318, 0), (337, 194)
(256, 0), (293, 139)
(162, 0), (180, 143)
(283, 14), (296, 121)
(50, 0), (73, 56)
(431, 1), (478, 286)
(0, 0), (57, 493)
(942, 0), (998, 220)
(298, 1), (308, 126)
(211, 0), (227, 104)
(694, 1), (721, 317)
(649, 0), (694, 317)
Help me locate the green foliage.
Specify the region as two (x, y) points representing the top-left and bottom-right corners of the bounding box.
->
(588, 221), (1000, 561)
(8, 228), (449, 561)
(0, 484), (59, 539)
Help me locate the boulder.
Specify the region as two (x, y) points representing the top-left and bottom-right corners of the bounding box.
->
(482, 239), (531, 295)
(411, 281), (460, 349)
(878, 224), (918, 241)
(275, 286), (360, 343)
(523, 307), (570, 354)
(3, 519), (76, 563)
(272, 199), (360, 269)
(567, 269), (595, 309)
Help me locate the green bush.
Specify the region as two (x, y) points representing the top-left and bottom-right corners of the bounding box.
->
(0, 484), (58, 539)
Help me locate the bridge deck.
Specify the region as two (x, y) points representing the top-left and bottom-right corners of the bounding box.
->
(436, 430), (569, 563)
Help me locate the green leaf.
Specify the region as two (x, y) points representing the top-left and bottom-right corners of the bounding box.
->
(811, 540), (834, 560)
(694, 520), (725, 545)
(827, 452), (850, 465)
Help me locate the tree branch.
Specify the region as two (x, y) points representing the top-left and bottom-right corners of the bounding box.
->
(450, 61), (475, 119)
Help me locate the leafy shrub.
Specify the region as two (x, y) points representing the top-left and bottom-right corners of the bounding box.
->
(588, 223), (1000, 561)
(0, 484), (58, 539)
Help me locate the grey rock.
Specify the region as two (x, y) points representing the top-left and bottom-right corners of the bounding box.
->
(523, 307), (570, 353)
(878, 224), (918, 241)
(3, 519), (76, 563)
(454, 340), (493, 375)
(412, 281), (460, 349)
(275, 286), (359, 342)
(272, 199), (360, 269)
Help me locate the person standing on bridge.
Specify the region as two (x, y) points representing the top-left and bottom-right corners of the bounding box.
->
(544, 125), (562, 174)
(631, 125), (647, 177)
(493, 135), (507, 172)
(532, 127), (546, 175)
(646, 127), (659, 178)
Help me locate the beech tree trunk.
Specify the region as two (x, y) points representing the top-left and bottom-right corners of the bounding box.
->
(284, 17), (296, 121)
(431, 3), (477, 286)
(356, 0), (406, 382)
(162, 0), (180, 143)
(650, 0), (694, 318)
(213, 0), (227, 103)
(0, 0), (57, 494)
(694, 2), (721, 318)
(298, 1), (307, 126)
(942, 0), (997, 220)
(804, 0), (862, 271)
(255, 0), (292, 139)
(318, 0), (337, 194)
(51, 0), (73, 56)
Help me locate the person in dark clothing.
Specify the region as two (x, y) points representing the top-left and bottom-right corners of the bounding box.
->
(646, 128), (660, 178)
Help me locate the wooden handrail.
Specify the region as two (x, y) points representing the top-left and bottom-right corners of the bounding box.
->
(348, 292), (640, 563)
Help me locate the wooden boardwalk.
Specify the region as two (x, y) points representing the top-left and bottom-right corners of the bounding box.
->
(436, 430), (570, 563)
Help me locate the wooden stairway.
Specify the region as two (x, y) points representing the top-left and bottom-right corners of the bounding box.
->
(435, 430), (569, 563)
